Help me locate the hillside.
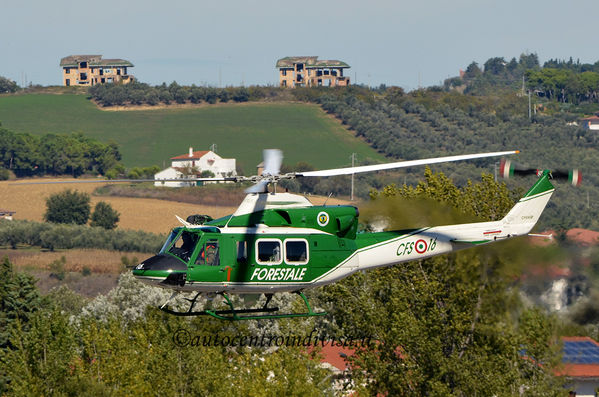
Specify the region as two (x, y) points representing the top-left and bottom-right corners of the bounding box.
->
(0, 93), (384, 171)
(291, 86), (598, 230)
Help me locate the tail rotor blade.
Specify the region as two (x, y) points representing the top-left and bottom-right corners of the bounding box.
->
(499, 159), (539, 179)
(499, 159), (581, 186)
(552, 169), (582, 186)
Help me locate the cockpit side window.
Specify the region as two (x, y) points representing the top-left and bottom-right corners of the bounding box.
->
(167, 231), (199, 262)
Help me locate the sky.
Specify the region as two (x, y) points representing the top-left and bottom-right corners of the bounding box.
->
(2, 0), (599, 90)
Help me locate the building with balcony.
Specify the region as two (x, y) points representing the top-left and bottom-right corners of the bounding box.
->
(276, 56), (350, 88)
(60, 55), (134, 86)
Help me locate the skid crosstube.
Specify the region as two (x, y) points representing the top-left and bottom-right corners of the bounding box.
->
(159, 291), (327, 321)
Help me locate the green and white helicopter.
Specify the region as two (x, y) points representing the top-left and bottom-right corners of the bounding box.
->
(131, 149), (578, 320)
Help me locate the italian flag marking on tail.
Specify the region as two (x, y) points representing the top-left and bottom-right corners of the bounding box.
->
(569, 169), (581, 186)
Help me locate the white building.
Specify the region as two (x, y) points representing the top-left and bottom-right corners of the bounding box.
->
(154, 148), (236, 187)
(581, 115), (599, 130)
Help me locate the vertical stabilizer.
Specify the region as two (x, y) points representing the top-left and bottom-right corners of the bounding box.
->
(501, 170), (554, 234)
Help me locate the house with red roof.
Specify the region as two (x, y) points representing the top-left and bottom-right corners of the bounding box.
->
(559, 336), (599, 396)
(318, 337), (599, 396)
(581, 115), (599, 130)
(154, 147), (236, 187)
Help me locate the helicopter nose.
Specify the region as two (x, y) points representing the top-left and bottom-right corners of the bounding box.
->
(132, 254), (187, 285)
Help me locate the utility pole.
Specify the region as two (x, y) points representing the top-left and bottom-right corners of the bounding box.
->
(588, 191), (590, 209)
(494, 161), (498, 181)
(528, 90), (532, 120)
(350, 153), (357, 201)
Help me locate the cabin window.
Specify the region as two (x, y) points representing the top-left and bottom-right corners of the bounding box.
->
(256, 239), (282, 265)
(195, 239), (220, 266)
(236, 241), (247, 264)
(285, 239), (308, 264)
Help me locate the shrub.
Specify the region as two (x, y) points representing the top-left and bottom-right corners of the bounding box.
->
(44, 190), (91, 225)
(0, 220), (163, 252)
(90, 202), (120, 230)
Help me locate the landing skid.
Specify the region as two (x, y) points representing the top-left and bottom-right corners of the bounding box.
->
(159, 291), (327, 321)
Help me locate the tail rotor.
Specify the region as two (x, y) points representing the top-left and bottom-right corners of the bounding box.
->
(499, 159), (581, 186)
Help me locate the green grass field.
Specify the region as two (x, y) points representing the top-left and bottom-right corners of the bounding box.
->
(0, 93), (384, 171)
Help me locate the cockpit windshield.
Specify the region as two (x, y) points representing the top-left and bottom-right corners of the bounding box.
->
(161, 230), (200, 262)
(159, 230), (180, 254)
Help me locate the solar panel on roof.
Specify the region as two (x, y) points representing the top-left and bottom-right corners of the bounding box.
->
(562, 340), (599, 364)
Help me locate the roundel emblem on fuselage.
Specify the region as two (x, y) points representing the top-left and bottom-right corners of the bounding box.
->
(317, 211), (329, 227)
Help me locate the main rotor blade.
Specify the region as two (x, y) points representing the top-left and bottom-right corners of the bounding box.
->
(295, 150), (519, 177)
(12, 177), (237, 185)
(262, 149), (283, 176)
(245, 180), (269, 194)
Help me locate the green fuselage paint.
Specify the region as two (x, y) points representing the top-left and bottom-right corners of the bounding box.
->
(133, 172), (555, 295)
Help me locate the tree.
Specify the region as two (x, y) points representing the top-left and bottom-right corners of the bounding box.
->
(90, 201), (120, 230)
(0, 76), (18, 94)
(463, 62), (482, 79)
(519, 52), (540, 69)
(317, 170), (565, 395)
(44, 190), (90, 225)
(483, 57), (506, 75)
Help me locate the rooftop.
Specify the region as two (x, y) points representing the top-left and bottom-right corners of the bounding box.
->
(276, 56), (350, 69)
(559, 337), (599, 378)
(60, 55), (134, 68)
(171, 150), (210, 160)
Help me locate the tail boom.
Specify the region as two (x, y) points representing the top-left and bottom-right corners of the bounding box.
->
(310, 172), (555, 287)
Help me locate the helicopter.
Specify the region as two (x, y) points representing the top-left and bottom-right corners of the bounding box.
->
(127, 149), (577, 320)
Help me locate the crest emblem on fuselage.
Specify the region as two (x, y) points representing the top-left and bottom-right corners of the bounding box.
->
(317, 211), (329, 227)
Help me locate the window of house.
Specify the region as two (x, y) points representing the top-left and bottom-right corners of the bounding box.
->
(256, 239), (282, 265)
(282, 69), (287, 76)
(65, 79), (70, 86)
(282, 80), (287, 87)
(79, 61), (87, 68)
(65, 68), (70, 74)
(285, 239), (308, 264)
